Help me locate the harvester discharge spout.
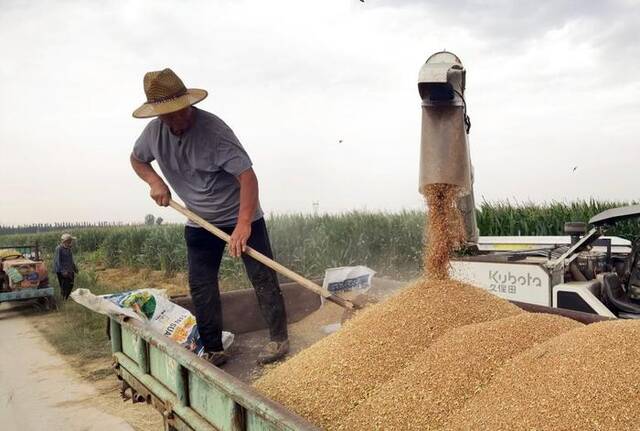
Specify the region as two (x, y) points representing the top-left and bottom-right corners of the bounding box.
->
(418, 51), (479, 245)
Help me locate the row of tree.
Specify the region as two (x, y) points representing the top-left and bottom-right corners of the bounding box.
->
(1, 215), (165, 235)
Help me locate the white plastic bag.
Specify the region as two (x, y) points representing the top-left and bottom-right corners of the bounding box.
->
(71, 288), (234, 354)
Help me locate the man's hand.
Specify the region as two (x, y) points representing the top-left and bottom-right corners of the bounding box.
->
(229, 221), (251, 258)
(150, 180), (171, 206)
(231, 169), (258, 258)
(130, 154), (171, 206)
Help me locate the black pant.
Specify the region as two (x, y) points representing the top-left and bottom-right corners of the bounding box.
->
(56, 272), (75, 300)
(185, 218), (288, 352)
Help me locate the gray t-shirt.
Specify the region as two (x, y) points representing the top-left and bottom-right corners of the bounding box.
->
(132, 108), (263, 226)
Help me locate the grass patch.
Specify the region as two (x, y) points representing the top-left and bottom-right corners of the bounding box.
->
(38, 269), (126, 361)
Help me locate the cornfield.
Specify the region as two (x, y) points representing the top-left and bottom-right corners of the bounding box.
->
(1, 200), (639, 285)
(476, 199), (640, 237)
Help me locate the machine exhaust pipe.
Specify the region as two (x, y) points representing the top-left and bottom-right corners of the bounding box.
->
(418, 51), (478, 245)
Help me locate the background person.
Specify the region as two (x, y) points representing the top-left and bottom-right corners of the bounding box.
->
(53, 233), (78, 300)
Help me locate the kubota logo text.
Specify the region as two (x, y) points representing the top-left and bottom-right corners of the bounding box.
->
(489, 270), (543, 287)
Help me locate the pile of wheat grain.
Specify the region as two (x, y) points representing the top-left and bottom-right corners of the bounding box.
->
(338, 313), (582, 430)
(254, 279), (521, 429)
(444, 319), (640, 431)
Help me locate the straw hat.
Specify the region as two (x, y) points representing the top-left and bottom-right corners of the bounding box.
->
(61, 233), (76, 242)
(132, 68), (207, 118)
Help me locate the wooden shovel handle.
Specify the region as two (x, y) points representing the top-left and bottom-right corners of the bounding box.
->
(168, 200), (355, 310)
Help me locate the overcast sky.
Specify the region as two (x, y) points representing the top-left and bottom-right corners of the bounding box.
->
(1, 0), (639, 225)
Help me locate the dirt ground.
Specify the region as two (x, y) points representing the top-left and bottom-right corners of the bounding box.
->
(0, 301), (163, 431)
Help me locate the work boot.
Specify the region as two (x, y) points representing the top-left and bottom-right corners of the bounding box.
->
(202, 350), (228, 367)
(257, 340), (289, 365)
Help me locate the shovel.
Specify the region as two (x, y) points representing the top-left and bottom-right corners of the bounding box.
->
(168, 199), (360, 310)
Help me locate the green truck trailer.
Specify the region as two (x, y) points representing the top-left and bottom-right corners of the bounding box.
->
(104, 281), (325, 431)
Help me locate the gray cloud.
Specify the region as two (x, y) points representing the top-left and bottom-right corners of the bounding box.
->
(376, 1), (622, 38)
(373, 0), (640, 79)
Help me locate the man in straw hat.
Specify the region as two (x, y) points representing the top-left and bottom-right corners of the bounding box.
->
(130, 69), (288, 366)
(53, 233), (78, 300)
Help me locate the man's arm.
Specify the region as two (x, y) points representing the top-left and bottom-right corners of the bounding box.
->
(130, 153), (172, 206)
(229, 168), (259, 257)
